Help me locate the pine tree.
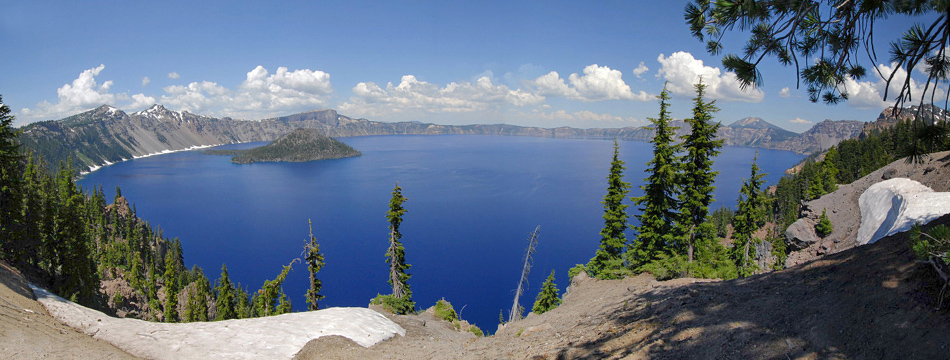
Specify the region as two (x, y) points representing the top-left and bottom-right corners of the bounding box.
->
(163, 250), (181, 322)
(305, 219), (326, 311)
(253, 260), (295, 317)
(677, 80), (723, 263)
(587, 139), (631, 279)
(0, 96), (23, 265)
(380, 183), (414, 314)
(214, 264), (237, 320)
(532, 270), (561, 315)
(816, 209), (833, 238)
(630, 85), (681, 269)
(732, 153), (769, 277)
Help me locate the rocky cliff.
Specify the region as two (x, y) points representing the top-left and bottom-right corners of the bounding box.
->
(17, 104), (867, 173)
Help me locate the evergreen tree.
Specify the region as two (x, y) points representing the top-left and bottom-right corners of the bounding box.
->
(587, 139), (631, 279)
(630, 85), (681, 269)
(677, 80), (723, 263)
(816, 209), (833, 238)
(532, 270), (561, 315)
(732, 153), (769, 277)
(378, 183), (415, 314)
(0, 96), (23, 265)
(163, 251), (181, 322)
(253, 260), (295, 317)
(304, 220), (326, 311)
(214, 264), (237, 320)
(234, 284), (252, 319)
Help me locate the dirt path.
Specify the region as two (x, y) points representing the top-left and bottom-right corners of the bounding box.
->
(0, 261), (138, 360)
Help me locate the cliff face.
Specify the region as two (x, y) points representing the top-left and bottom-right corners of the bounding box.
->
(18, 104), (867, 173)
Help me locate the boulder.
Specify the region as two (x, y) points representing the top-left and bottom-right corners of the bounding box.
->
(785, 218), (820, 250)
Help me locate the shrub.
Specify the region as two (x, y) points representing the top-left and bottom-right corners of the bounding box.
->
(568, 264), (586, 279)
(432, 299), (458, 322)
(370, 294), (415, 315)
(468, 325), (484, 337)
(640, 253), (688, 281)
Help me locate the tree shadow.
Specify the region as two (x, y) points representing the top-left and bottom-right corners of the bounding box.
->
(557, 215), (950, 359)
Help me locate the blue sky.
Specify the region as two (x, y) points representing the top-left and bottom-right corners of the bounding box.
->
(1, 0), (932, 131)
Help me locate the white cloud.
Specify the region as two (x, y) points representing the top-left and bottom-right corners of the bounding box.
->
(843, 62), (943, 110)
(656, 51), (764, 102)
(168, 72), (180, 79)
(789, 117), (812, 125)
(158, 66), (334, 118)
(142, 76), (151, 87)
(20, 64), (117, 120)
(340, 74), (543, 117)
(779, 87), (792, 98)
(633, 62), (649, 78)
(529, 64), (653, 102)
(128, 93), (157, 110)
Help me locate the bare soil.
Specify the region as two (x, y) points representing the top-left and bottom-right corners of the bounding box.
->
(0, 260), (138, 359)
(294, 215), (950, 359)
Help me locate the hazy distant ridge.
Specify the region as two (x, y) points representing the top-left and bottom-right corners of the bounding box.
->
(17, 104), (865, 173)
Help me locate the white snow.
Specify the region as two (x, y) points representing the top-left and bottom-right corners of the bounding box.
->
(857, 178), (950, 245)
(30, 285), (404, 360)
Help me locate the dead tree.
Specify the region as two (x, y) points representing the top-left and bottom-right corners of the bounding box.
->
(510, 225), (540, 322)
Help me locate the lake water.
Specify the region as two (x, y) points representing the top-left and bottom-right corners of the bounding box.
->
(78, 135), (803, 331)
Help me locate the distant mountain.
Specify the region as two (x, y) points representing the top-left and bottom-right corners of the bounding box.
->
(16, 104), (870, 173)
(206, 128), (360, 164)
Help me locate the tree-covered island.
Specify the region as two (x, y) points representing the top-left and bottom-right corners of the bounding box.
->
(206, 128), (360, 164)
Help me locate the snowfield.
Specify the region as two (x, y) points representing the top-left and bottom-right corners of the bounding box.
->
(30, 285), (405, 360)
(857, 178), (950, 245)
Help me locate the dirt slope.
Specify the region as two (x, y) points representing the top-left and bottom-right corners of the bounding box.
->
(0, 261), (138, 359)
(297, 216), (950, 359)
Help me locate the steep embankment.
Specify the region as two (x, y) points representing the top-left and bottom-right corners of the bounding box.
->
(0, 260), (138, 359)
(784, 151), (950, 266)
(18, 104), (864, 173)
(294, 217), (950, 359)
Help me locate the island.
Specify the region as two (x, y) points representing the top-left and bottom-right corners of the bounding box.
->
(205, 128), (361, 163)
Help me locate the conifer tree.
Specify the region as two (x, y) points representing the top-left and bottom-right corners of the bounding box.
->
(677, 80), (723, 263)
(163, 251), (181, 322)
(0, 96), (23, 265)
(253, 260), (295, 317)
(386, 183), (412, 301)
(732, 153), (769, 277)
(630, 85), (681, 269)
(816, 209), (833, 238)
(532, 270), (561, 315)
(305, 219), (326, 311)
(234, 284), (252, 319)
(587, 139), (631, 279)
(214, 264), (237, 320)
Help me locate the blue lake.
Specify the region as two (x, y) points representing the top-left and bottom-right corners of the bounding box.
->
(78, 135), (803, 331)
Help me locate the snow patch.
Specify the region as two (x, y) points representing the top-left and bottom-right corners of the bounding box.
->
(30, 285), (404, 360)
(80, 144), (224, 175)
(856, 178), (950, 245)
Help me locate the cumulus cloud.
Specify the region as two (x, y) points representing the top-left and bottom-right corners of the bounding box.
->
(789, 117), (812, 125)
(20, 64), (117, 120)
(779, 87), (792, 98)
(157, 65), (334, 118)
(168, 72), (180, 79)
(142, 76), (151, 87)
(529, 64), (653, 102)
(340, 74), (543, 117)
(633, 62), (649, 78)
(843, 62), (943, 110)
(656, 51), (764, 102)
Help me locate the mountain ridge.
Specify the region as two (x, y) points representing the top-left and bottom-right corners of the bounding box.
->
(17, 104), (867, 173)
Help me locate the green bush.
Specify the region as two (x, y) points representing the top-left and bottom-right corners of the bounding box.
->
(815, 209), (833, 238)
(468, 325), (484, 337)
(370, 294), (415, 315)
(432, 299), (458, 322)
(568, 264), (586, 279)
(640, 253), (688, 281)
